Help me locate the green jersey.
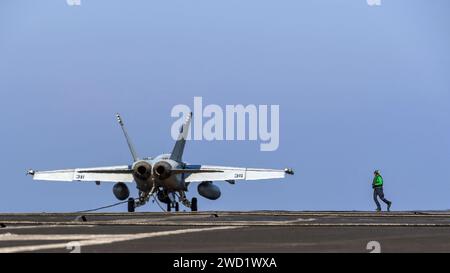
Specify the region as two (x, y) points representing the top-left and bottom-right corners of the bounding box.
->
(373, 175), (383, 187)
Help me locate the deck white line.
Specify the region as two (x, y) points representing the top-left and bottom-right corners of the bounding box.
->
(1, 225), (95, 230)
(0, 233), (128, 241)
(0, 226), (242, 253)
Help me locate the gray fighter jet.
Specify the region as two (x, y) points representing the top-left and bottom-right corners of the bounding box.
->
(27, 113), (294, 212)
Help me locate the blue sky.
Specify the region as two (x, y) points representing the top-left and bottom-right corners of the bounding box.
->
(0, 0), (449, 212)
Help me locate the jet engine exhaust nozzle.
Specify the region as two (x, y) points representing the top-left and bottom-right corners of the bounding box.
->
(153, 161), (172, 180)
(133, 161), (152, 180)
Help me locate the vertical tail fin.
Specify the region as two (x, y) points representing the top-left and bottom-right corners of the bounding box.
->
(170, 112), (192, 162)
(116, 113), (139, 162)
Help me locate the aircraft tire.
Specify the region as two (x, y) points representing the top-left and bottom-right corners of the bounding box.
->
(127, 198), (135, 213)
(191, 198), (198, 212)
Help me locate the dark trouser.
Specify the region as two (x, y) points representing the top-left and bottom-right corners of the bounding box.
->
(373, 186), (390, 210)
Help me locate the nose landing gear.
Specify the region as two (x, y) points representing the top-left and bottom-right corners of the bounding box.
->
(167, 202), (180, 212)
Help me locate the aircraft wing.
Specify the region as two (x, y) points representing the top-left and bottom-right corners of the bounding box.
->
(183, 165), (293, 183)
(28, 165), (133, 183)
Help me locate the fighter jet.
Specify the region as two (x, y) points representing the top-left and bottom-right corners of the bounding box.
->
(27, 113), (294, 212)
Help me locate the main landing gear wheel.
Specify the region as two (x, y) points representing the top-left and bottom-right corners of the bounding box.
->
(191, 197), (198, 212)
(127, 198), (135, 212)
(167, 202), (180, 212)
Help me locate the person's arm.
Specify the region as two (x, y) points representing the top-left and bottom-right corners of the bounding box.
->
(378, 176), (384, 186)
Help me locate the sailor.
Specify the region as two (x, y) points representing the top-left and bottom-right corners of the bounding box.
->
(372, 170), (392, 212)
